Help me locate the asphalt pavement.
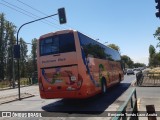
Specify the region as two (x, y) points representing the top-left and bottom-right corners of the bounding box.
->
(0, 74), (159, 120)
(0, 75), (136, 119)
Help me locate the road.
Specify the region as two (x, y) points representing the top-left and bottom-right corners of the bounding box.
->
(0, 74), (136, 119)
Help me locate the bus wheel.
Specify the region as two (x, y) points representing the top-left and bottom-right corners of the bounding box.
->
(118, 74), (121, 84)
(101, 79), (107, 94)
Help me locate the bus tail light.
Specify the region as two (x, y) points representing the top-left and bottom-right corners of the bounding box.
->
(77, 74), (83, 88)
(39, 77), (44, 91)
(70, 76), (76, 81)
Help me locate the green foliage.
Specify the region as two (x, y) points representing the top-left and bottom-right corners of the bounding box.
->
(0, 13), (17, 80)
(121, 55), (134, 68)
(0, 13), (30, 80)
(149, 53), (160, 67)
(154, 27), (160, 48)
(107, 44), (120, 52)
(148, 45), (160, 67)
(31, 38), (37, 72)
(133, 63), (146, 68)
(19, 38), (28, 77)
(25, 38), (38, 77)
(83, 43), (106, 59)
(0, 13), (5, 80)
(149, 45), (156, 58)
(5, 22), (16, 80)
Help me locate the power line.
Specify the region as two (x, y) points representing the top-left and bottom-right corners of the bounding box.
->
(16, 0), (67, 29)
(1, 0), (96, 40)
(17, 0), (52, 18)
(1, 0), (97, 41)
(1, 0), (62, 29)
(0, 3), (33, 18)
(0, 2), (37, 20)
(16, 0), (74, 29)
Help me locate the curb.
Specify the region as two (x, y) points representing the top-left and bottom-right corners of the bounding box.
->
(137, 98), (141, 110)
(131, 79), (137, 87)
(0, 84), (38, 91)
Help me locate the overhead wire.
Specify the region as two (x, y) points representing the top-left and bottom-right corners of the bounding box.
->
(1, 0), (98, 41)
(0, 2), (38, 20)
(16, 0), (68, 30)
(16, 0), (74, 30)
(1, 0), (63, 29)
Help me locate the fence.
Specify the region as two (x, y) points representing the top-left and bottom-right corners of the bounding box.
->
(136, 71), (160, 86)
(112, 88), (138, 120)
(136, 71), (143, 86)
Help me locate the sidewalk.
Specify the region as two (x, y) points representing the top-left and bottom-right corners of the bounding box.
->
(0, 85), (38, 104)
(0, 93), (34, 104)
(136, 87), (160, 120)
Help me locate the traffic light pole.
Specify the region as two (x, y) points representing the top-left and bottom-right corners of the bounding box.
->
(16, 13), (58, 100)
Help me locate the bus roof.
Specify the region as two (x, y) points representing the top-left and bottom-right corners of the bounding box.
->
(39, 29), (75, 39)
(39, 29), (120, 56)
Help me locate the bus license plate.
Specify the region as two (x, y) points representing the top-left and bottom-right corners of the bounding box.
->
(55, 79), (62, 83)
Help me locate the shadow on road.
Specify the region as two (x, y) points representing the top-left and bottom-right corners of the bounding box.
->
(42, 83), (130, 116)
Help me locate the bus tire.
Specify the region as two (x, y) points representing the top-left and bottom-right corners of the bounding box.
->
(101, 78), (107, 94)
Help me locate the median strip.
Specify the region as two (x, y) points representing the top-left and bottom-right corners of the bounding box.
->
(0, 93), (34, 105)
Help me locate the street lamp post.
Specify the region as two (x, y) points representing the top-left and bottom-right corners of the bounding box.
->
(16, 13), (59, 100)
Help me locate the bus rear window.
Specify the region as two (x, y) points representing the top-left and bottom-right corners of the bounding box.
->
(40, 33), (76, 56)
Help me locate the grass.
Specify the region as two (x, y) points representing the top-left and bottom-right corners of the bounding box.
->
(20, 78), (31, 85)
(0, 78), (32, 89)
(0, 80), (10, 88)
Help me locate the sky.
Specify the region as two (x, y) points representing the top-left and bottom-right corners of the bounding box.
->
(0, 0), (159, 65)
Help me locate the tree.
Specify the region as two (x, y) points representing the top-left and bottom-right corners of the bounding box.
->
(133, 63), (146, 68)
(26, 38), (37, 78)
(153, 27), (160, 48)
(5, 21), (16, 81)
(149, 45), (156, 58)
(107, 44), (120, 52)
(19, 38), (28, 77)
(31, 38), (37, 72)
(150, 52), (160, 67)
(148, 45), (157, 67)
(0, 13), (5, 80)
(0, 13), (17, 81)
(121, 55), (134, 68)
(83, 44), (106, 59)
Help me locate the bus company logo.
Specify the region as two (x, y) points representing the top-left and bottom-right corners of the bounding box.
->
(2, 112), (11, 117)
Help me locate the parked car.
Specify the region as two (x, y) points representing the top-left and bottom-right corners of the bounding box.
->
(126, 69), (135, 75)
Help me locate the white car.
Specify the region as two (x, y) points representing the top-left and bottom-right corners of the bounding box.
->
(126, 69), (135, 75)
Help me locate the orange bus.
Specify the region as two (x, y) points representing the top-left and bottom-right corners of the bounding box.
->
(37, 30), (124, 99)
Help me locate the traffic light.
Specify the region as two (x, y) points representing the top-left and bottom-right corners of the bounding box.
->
(155, 0), (160, 18)
(14, 45), (20, 58)
(58, 8), (67, 24)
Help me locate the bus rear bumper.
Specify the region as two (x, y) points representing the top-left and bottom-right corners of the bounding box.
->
(40, 89), (99, 99)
